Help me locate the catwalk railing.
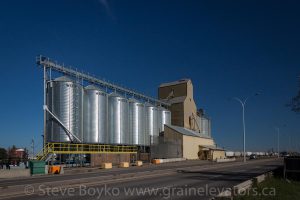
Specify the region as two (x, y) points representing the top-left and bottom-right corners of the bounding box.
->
(36, 143), (138, 161)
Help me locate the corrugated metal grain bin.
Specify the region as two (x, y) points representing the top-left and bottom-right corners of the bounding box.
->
(46, 76), (83, 143)
(108, 93), (129, 145)
(83, 85), (107, 144)
(145, 103), (159, 145)
(158, 107), (171, 132)
(129, 99), (145, 146)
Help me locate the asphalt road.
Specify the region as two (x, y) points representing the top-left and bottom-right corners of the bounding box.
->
(0, 160), (212, 188)
(0, 158), (282, 200)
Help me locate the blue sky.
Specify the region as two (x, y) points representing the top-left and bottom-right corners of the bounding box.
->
(0, 0), (299, 152)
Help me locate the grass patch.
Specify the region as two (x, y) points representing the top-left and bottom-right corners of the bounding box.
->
(234, 177), (300, 200)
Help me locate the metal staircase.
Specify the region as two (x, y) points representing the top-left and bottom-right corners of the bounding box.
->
(36, 143), (54, 160)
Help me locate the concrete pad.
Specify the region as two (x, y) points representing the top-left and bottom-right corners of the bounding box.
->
(119, 162), (129, 168)
(101, 163), (112, 169)
(136, 161), (143, 166)
(216, 158), (236, 163)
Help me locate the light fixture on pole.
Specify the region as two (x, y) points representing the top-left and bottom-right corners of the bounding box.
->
(232, 92), (260, 162)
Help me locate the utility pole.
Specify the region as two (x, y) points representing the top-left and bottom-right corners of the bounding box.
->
(289, 135), (292, 153)
(31, 138), (34, 159)
(43, 63), (47, 154)
(275, 127), (280, 158)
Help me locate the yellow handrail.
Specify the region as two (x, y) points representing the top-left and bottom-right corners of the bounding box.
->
(36, 143), (138, 160)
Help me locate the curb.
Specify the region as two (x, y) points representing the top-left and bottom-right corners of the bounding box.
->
(213, 171), (273, 199)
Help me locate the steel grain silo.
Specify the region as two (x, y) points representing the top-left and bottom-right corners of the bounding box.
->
(157, 108), (162, 133)
(145, 103), (159, 145)
(46, 76), (83, 143)
(108, 93), (129, 145)
(158, 107), (171, 133)
(83, 85), (107, 144)
(129, 99), (145, 146)
(201, 116), (211, 137)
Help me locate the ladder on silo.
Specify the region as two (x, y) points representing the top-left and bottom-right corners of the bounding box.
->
(74, 71), (81, 143)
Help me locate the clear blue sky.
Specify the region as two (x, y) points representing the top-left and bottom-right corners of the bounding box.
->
(0, 0), (299, 152)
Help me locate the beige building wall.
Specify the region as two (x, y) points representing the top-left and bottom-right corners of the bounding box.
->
(185, 79), (194, 98)
(183, 98), (198, 131)
(158, 79), (200, 131)
(158, 79), (223, 161)
(212, 150), (226, 160)
(182, 135), (215, 159)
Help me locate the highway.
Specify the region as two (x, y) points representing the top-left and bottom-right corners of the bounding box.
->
(0, 158), (282, 200)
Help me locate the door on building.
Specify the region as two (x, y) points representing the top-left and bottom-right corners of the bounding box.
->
(198, 146), (209, 160)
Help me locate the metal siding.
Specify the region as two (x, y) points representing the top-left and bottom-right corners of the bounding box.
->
(201, 117), (210, 136)
(129, 100), (145, 145)
(108, 94), (129, 145)
(145, 105), (159, 145)
(138, 103), (145, 146)
(47, 79), (83, 143)
(160, 108), (171, 132)
(83, 87), (107, 144)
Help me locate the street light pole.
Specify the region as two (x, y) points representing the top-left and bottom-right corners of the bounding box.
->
(233, 93), (259, 163)
(233, 97), (247, 162)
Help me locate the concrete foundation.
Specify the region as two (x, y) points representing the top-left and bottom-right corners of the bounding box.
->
(90, 153), (133, 167)
(0, 169), (30, 179)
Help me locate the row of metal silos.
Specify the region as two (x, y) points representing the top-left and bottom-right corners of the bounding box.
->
(46, 76), (171, 146)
